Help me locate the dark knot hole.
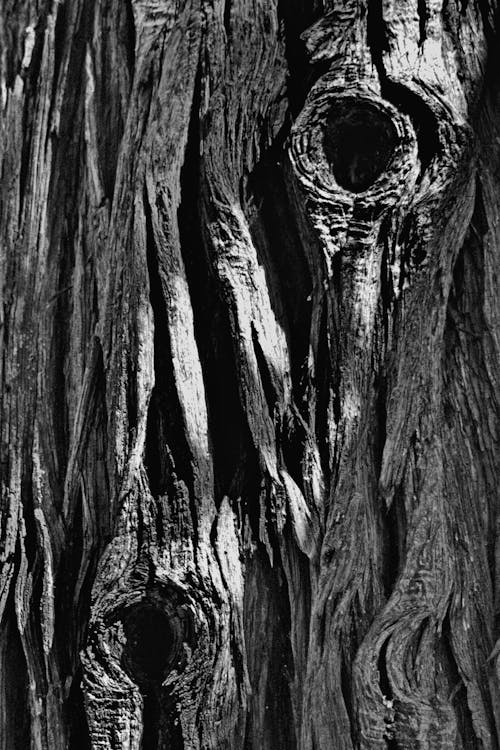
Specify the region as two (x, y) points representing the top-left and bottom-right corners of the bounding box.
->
(122, 604), (177, 749)
(122, 604), (174, 686)
(323, 101), (398, 193)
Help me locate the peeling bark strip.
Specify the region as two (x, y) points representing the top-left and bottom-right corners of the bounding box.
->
(1, 0), (500, 747)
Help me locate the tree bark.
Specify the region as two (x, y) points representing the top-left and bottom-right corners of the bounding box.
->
(1, 0), (500, 748)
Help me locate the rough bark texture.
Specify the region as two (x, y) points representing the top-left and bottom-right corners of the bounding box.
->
(1, 0), (500, 748)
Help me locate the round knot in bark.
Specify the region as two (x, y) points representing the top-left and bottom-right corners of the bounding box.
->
(122, 603), (175, 687)
(323, 101), (398, 193)
(288, 83), (419, 211)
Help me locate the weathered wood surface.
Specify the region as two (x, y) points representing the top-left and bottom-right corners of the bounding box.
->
(1, 0), (500, 748)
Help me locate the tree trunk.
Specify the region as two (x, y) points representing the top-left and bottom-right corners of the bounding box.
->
(1, 0), (500, 747)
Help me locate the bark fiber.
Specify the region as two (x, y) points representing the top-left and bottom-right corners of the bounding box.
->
(1, 0), (500, 748)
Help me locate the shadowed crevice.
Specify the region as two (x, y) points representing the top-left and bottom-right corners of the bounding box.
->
(67, 669), (91, 750)
(417, 0), (428, 45)
(381, 82), (438, 178)
(243, 547), (297, 750)
(315, 300), (335, 484)
(276, 0), (323, 116)
(378, 464), (404, 603)
(117, 590), (188, 750)
(95, 0), (135, 198)
(122, 605), (174, 749)
(251, 323), (277, 417)
(246, 150), (312, 419)
(177, 64), (260, 507)
(324, 100), (398, 193)
(367, 0), (390, 76)
(143, 189), (194, 504)
(373, 370), (387, 482)
(440, 613), (477, 748)
(223, 0), (231, 38)
(0, 610), (30, 749)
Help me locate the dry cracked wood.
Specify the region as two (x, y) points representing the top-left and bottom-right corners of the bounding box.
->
(1, 0), (500, 748)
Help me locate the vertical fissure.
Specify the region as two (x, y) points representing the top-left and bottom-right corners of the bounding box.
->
(67, 668), (91, 750)
(440, 612), (477, 748)
(315, 300), (335, 485)
(367, 0), (389, 78)
(223, 0), (232, 38)
(143, 190), (195, 505)
(178, 65), (257, 505)
(18, 17), (46, 222)
(0, 608), (30, 749)
(243, 548), (297, 750)
(276, 0), (322, 116)
(417, 0), (428, 45)
(246, 153), (312, 418)
(250, 323), (277, 417)
(380, 83), (438, 177)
